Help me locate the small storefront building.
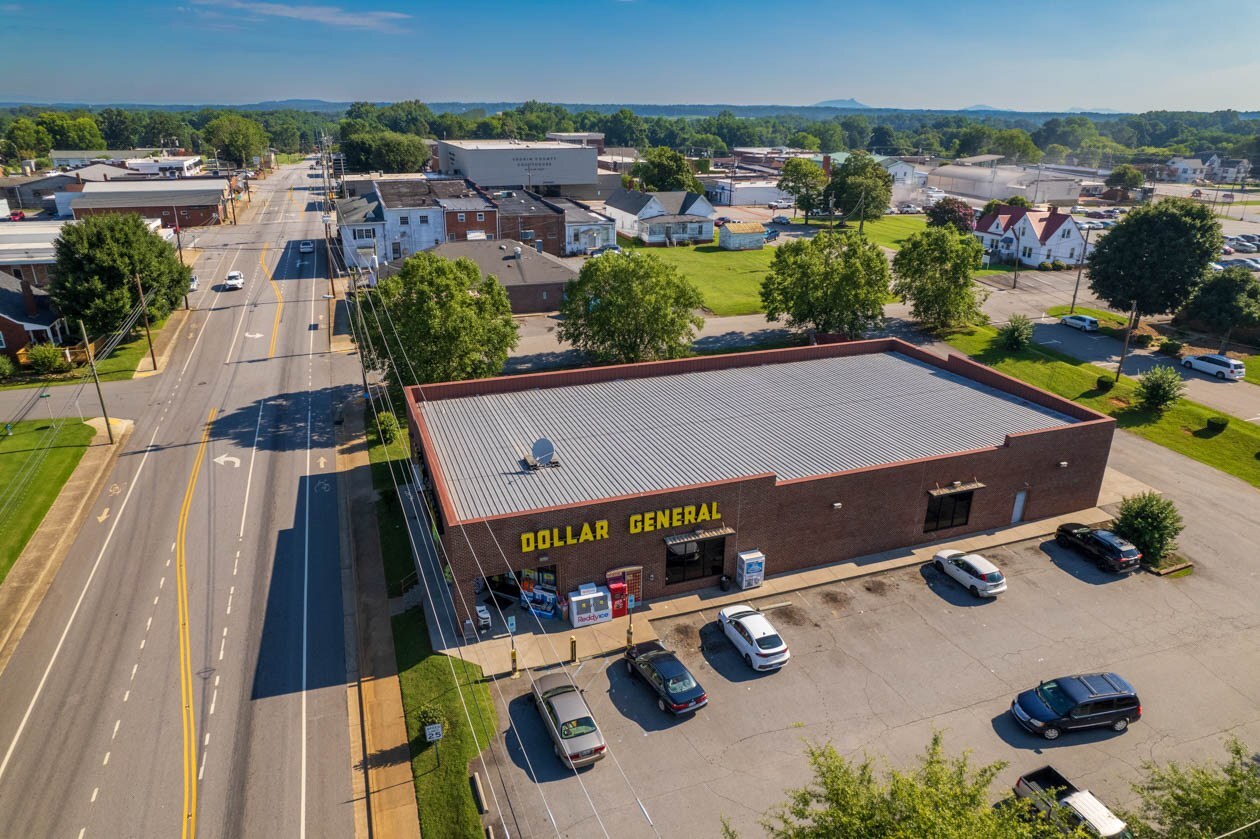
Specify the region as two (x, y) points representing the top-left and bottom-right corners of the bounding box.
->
(406, 340), (1114, 630)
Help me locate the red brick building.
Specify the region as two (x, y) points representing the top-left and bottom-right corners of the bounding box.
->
(405, 340), (1114, 626)
(487, 190), (564, 256)
(70, 181), (229, 228)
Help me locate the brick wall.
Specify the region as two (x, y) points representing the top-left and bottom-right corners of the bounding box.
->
(504, 282), (566, 314)
(4, 262), (54, 288)
(0, 317), (29, 359)
(74, 203), (222, 228)
(496, 210), (563, 255)
(443, 209), (497, 242)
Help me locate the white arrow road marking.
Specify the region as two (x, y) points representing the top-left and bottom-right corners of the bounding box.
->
(244, 332), (263, 339)
(213, 454), (241, 468)
(96, 508), (110, 523)
(317, 456), (326, 469)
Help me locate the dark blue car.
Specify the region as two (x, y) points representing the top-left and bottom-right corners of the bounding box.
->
(624, 641), (708, 715)
(1011, 672), (1141, 741)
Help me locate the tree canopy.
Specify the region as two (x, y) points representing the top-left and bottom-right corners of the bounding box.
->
(892, 226), (988, 329)
(823, 152), (893, 226)
(776, 158), (828, 219)
(925, 196), (977, 233)
(202, 114), (270, 166)
(342, 130), (430, 172)
(1177, 265), (1260, 351)
(1127, 738), (1260, 839)
(760, 230), (890, 337)
(4, 118), (51, 158)
(356, 252), (518, 394)
(630, 146), (703, 193)
(1106, 164), (1146, 190)
(1088, 197), (1221, 326)
(51, 213), (191, 335)
(557, 251), (704, 363)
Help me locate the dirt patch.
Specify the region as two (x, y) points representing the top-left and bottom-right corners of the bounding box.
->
(1108, 397), (1130, 409)
(863, 579), (890, 596)
(819, 589), (852, 610)
(771, 604), (810, 626)
(666, 621), (700, 650)
(1180, 426), (1194, 436)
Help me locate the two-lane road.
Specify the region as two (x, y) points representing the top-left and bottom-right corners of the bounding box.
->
(0, 162), (355, 838)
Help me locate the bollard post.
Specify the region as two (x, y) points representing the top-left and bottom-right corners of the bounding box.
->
(510, 644), (519, 679)
(569, 635), (577, 663)
(626, 622), (633, 650)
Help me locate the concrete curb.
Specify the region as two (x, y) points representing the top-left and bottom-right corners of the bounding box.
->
(0, 418), (134, 677)
(133, 307), (192, 380)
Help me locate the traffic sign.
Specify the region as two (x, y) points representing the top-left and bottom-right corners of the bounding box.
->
(425, 723), (444, 743)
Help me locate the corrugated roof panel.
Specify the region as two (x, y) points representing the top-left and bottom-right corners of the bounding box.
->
(420, 353), (1076, 521)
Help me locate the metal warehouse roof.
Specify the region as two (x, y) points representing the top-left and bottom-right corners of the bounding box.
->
(419, 352), (1077, 521)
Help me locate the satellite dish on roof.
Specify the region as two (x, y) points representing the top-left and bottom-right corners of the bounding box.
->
(524, 437), (561, 470)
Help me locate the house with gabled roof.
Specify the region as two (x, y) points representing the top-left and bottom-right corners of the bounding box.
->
(602, 188), (715, 245)
(973, 204), (1088, 267)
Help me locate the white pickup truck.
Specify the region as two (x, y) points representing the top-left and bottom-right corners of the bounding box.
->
(1014, 766), (1130, 838)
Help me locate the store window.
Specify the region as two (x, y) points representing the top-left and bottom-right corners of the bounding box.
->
(924, 491), (973, 533)
(665, 536), (725, 585)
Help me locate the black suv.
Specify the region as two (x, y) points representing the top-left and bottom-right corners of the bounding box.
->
(1011, 673), (1141, 740)
(1055, 524), (1142, 572)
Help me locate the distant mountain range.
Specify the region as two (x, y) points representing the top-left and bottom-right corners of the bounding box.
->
(812, 98), (871, 109)
(1067, 107), (1125, 114)
(963, 104), (1000, 111)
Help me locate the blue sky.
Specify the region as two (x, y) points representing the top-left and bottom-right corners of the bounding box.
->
(2, 0), (1257, 111)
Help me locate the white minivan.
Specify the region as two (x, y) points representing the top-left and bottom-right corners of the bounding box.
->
(1181, 354), (1246, 380)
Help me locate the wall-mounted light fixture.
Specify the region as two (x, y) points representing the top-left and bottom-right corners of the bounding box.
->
(1058, 461), (1069, 468)
(832, 502), (843, 510)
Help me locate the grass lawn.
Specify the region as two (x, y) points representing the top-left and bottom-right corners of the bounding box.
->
(0, 419), (95, 582)
(394, 606), (498, 839)
(0, 318), (168, 391)
(623, 242), (774, 316)
(856, 215), (928, 250)
(366, 415), (418, 597)
(942, 325), (1260, 490)
(275, 152), (307, 165)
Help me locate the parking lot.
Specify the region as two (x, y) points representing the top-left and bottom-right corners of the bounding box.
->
(480, 475), (1260, 838)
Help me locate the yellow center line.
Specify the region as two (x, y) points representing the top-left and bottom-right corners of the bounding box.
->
(177, 408), (216, 839)
(259, 243), (283, 359)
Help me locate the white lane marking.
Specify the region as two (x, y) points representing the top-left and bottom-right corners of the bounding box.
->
(299, 223), (319, 839)
(222, 627), (227, 638)
(214, 675), (219, 687)
(166, 558), (171, 567)
(112, 720), (120, 740)
(218, 638), (225, 661)
(210, 689), (217, 715)
(203, 733), (210, 747)
(159, 577), (165, 589)
(130, 664), (137, 681)
(0, 425), (161, 784)
(145, 617), (152, 632)
(170, 542), (176, 553)
(1247, 415), (1260, 422)
(78, 828), (85, 839)
(101, 752), (109, 766)
(238, 400), (265, 539)
(138, 639), (145, 650)
(198, 750), (207, 781)
(152, 596), (159, 606)
(122, 690), (129, 703)
(91, 787), (98, 803)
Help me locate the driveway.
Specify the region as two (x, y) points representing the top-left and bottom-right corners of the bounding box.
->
(477, 427), (1260, 838)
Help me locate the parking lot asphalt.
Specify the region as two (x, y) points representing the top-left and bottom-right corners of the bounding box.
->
(478, 431), (1260, 839)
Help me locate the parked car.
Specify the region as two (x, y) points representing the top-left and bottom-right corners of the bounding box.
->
(224, 270), (246, 290)
(899, 204), (923, 214)
(768, 200), (794, 209)
(589, 244), (622, 256)
(771, 215), (791, 225)
(1242, 258), (1260, 271)
(1099, 220), (1117, 228)
(1230, 240), (1257, 253)
(933, 549), (1007, 597)
(884, 206), (899, 214)
(1054, 523), (1142, 572)
(714, 216), (732, 227)
(298, 240), (315, 254)
(189, 275), (199, 292)
(1070, 205), (1089, 214)
(529, 672), (606, 768)
(1010, 672), (1141, 740)
(1222, 245), (1235, 255)
(1060, 314), (1099, 331)
(764, 228), (780, 242)
(1013, 766), (1130, 838)
(1114, 207), (1129, 213)
(1182, 353), (1246, 380)
(1209, 262), (1226, 271)
(1239, 233), (1260, 243)
(624, 641), (708, 715)
(8, 211), (24, 222)
(717, 604), (790, 671)
(1086, 211), (1109, 219)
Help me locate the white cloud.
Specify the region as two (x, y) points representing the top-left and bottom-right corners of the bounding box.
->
(190, 0), (409, 32)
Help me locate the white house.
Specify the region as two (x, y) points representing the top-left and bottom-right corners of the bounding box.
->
(718, 222), (766, 250)
(602, 189), (715, 245)
(1215, 158), (1251, 183)
(1167, 157), (1208, 183)
(880, 158), (926, 187)
(973, 204), (1089, 267)
(545, 197), (616, 255)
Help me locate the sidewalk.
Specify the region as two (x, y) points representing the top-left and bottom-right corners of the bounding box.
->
(334, 392), (421, 839)
(442, 466), (1155, 678)
(0, 416), (133, 677)
(133, 307), (193, 380)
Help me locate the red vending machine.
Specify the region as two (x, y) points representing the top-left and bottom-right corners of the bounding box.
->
(608, 581), (628, 618)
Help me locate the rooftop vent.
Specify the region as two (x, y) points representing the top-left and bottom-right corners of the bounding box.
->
(523, 437), (561, 470)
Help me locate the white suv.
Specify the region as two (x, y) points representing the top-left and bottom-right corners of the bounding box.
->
(1181, 354), (1245, 380)
(224, 270), (245, 290)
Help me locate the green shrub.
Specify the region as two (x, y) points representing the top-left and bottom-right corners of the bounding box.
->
(413, 701), (447, 746)
(1132, 333), (1155, 348)
(1113, 492), (1184, 564)
(1051, 260), (1067, 271)
(1095, 375), (1114, 391)
(1037, 261), (1052, 271)
(1206, 416), (1229, 431)
(0, 355), (14, 380)
(1158, 339), (1183, 357)
(376, 411), (400, 445)
(25, 343), (71, 374)
(1135, 365), (1186, 412)
(997, 313), (1035, 350)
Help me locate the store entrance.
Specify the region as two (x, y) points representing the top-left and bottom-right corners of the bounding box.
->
(665, 535), (726, 585)
(480, 564), (559, 615)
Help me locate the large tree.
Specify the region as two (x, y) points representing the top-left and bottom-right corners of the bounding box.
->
(1127, 738), (1260, 839)
(1177, 265), (1260, 351)
(776, 158), (828, 221)
(925, 196), (977, 233)
(202, 114), (269, 166)
(51, 214), (191, 335)
(989, 128), (1043, 163)
(4, 117), (52, 158)
(1105, 163), (1145, 191)
(725, 733), (1064, 839)
(603, 108), (648, 148)
(631, 146), (703, 193)
(139, 111), (189, 148)
(1088, 197), (1221, 330)
(823, 151), (893, 230)
(357, 252), (517, 393)
(892, 226), (988, 329)
(342, 131), (430, 172)
(558, 251), (704, 363)
(98, 108), (140, 149)
(760, 230), (890, 337)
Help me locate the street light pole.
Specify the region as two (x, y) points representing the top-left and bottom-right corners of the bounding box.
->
(1069, 226), (1092, 314)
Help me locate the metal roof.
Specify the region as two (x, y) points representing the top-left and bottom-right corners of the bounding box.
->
(419, 352), (1077, 521)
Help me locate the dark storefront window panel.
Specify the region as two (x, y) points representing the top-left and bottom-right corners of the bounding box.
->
(923, 491), (973, 533)
(665, 537), (726, 585)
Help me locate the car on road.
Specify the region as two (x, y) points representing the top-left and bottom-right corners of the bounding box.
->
(299, 240), (315, 254)
(624, 641), (708, 715)
(1181, 353), (1246, 380)
(224, 270), (245, 290)
(1054, 523), (1142, 572)
(8, 211), (24, 222)
(1059, 314), (1099, 331)
(189, 275), (199, 292)
(529, 672), (606, 768)
(932, 549), (1007, 598)
(1010, 672), (1141, 740)
(771, 215), (791, 225)
(717, 604), (790, 671)
(768, 200), (794, 209)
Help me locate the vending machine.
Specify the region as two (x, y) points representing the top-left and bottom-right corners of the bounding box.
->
(735, 550), (765, 590)
(569, 583), (613, 628)
(608, 581), (628, 618)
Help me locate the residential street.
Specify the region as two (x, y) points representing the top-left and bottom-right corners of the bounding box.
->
(0, 164), (354, 838)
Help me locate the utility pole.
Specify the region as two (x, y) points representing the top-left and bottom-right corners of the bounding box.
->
(1069, 226), (1092, 314)
(81, 320), (113, 445)
(133, 273), (158, 372)
(172, 220), (190, 309)
(1115, 299), (1140, 382)
(1012, 226), (1021, 290)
